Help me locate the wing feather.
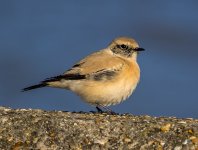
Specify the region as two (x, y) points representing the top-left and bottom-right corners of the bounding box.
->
(44, 50), (125, 82)
(64, 50), (125, 76)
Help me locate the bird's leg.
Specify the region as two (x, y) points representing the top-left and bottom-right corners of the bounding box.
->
(96, 104), (117, 115)
(96, 106), (103, 113)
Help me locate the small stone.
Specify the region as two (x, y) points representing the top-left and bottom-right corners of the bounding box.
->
(182, 139), (188, 145)
(174, 146), (182, 150)
(178, 121), (187, 124)
(124, 138), (131, 143)
(161, 123), (171, 132)
(190, 136), (198, 144)
(94, 138), (108, 145)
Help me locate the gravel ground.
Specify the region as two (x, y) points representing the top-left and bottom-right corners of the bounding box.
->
(0, 106), (197, 150)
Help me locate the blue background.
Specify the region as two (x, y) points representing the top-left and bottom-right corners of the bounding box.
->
(0, 1), (197, 118)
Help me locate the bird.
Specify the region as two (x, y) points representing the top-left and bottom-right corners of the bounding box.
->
(22, 37), (144, 113)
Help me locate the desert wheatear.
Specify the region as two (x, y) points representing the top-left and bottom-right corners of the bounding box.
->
(23, 37), (144, 113)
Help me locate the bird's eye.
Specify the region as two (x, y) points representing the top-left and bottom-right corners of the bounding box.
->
(120, 44), (128, 50)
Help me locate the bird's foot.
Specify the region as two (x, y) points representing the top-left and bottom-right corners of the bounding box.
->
(96, 106), (103, 113)
(94, 105), (118, 115)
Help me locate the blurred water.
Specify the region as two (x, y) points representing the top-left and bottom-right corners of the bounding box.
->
(0, 1), (198, 118)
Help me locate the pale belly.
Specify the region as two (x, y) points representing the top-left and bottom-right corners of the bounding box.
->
(50, 59), (140, 106)
(68, 75), (139, 106)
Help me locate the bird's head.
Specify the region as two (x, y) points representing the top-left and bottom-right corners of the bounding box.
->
(108, 37), (144, 59)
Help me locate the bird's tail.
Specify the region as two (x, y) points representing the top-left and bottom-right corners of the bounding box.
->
(21, 75), (66, 92)
(22, 82), (48, 92)
(22, 73), (85, 92)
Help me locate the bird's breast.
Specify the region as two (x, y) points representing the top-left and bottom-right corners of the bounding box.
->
(69, 60), (140, 106)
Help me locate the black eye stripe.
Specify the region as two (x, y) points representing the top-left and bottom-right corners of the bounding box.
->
(121, 44), (127, 49)
(117, 44), (128, 50)
(111, 44), (134, 57)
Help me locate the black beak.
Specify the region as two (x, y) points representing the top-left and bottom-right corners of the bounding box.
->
(134, 47), (145, 51)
